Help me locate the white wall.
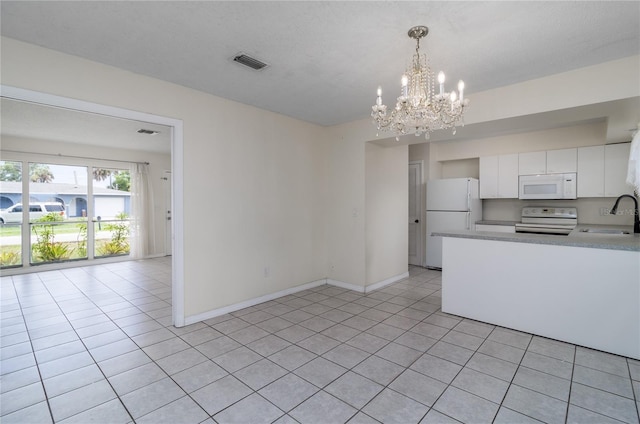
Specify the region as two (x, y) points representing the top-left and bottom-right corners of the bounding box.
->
(432, 121), (608, 163)
(365, 143), (408, 286)
(482, 198), (634, 226)
(1, 37), (328, 320)
(2, 36), (637, 322)
(1, 136), (170, 255)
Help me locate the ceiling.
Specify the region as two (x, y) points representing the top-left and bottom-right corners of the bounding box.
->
(1, 98), (172, 154)
(1, 1), (639, 150)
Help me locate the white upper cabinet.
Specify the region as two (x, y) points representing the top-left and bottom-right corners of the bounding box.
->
(605, 143), (632, 197)
(479, 156), (498, 198)
(479, 154), (518, 199)
(479, 144), (629, 199)
(576, 143), (631, 198)
(519, 148), (577, 175)
(546, 148), (577, 173)
(498, 154), (519, 198)
(577, 145), (605, 197)
(519, 151), (546, 175)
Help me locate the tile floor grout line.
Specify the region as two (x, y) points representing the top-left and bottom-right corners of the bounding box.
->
(408, 316), (497, 423)
(5, 262), (638, 424)
(307, 276), (458, 423)
(31, 269), (139, 423)
(490, 326), (536, 424)
(564, 344), (578, 424)
(33, 261), (179, 422)
(631, 358), (640, 422)
(212, 274), (440, 423)
(4, 274), (56, 423)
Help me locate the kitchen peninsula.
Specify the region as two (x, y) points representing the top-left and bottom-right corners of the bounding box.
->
(436, 227), (640, 359)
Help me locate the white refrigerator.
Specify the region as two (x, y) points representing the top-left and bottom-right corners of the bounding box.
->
(426, 178), (482, 269)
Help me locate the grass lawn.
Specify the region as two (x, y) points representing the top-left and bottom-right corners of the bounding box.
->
(0, 220), (89, 237)
(0, 219), (130, 267)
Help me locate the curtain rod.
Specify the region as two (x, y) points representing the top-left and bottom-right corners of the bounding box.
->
(0, 149), (150, 165)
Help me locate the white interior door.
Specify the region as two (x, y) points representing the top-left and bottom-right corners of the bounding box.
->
(408, 162), (423, 266)
(163, 170), (172, 256)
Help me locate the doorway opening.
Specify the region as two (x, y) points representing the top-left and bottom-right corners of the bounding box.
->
(0, 85), (185, 326)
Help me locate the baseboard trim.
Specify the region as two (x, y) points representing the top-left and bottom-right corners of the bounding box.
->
(326, 279), (365, 293)
(183, 278), (328, 326)
(364, 271), (410, 293)
(326, 271), (409, 294)
(183, 271), (410, 326)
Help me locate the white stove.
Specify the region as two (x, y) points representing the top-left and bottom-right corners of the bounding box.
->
(515, 207), (577, 236)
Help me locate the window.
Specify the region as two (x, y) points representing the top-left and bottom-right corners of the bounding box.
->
(29, 163), (88, 265)
(93, 167), (131, 258)
(2, 159), (138, 269)
(0, 160), (23, 268)
(45, 204), (64, 212)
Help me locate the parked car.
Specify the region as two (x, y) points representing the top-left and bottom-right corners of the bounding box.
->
(0, 202), (67, 224)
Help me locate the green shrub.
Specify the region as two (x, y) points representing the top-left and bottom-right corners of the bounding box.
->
(32, 213), (73, 262)
(97, 212), (130, 256)
(77, 222), (87, 257)
(0, 251), (21, 267)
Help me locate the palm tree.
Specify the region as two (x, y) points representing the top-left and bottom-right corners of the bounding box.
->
(29, 164), (54, 183)
(93, 168), (113, 182)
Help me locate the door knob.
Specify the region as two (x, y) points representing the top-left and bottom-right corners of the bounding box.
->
(414, 219), (419, 223)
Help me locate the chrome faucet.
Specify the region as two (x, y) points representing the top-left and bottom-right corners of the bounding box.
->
(609, 194), (640, 234)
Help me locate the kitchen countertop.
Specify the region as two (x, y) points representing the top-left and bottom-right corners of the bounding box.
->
(433, 224), (640, 252)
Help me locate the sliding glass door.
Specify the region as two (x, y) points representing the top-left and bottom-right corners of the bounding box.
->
(93, 167), (131, 258)
(0, 158), (135, 270)
(0, 160), (23, 268)
(28, 162), (88, 265)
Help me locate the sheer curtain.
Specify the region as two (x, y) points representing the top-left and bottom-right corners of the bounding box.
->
(130, 163), (155, 258)
(627, 122), (640, 195)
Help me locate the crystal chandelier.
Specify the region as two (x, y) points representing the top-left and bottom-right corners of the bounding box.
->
(371, 26), (468, 140)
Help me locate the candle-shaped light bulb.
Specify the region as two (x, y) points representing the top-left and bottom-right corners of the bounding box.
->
(450, 91), (457, 111)
(377, 86), (382, 97)
(401, 75), (408, 97)
(438, 71), (445, 95)
(376, 86), (382, 106)
(458, 80), (465, 101)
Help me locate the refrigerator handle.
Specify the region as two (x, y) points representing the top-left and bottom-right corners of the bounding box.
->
(466, 211), (471, 230)
(466, 180), (471, 211)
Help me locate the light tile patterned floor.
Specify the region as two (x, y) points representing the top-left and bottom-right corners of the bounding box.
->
(1, 259), (639, 423)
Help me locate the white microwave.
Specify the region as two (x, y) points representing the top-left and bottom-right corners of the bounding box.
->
(519, 173), (577, 200)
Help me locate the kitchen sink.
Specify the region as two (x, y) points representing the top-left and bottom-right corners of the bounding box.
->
(578, 228), (631, 235)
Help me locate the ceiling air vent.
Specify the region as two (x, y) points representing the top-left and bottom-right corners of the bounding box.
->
(137, 129), (159, 135)
(233, 53), (268, 71)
